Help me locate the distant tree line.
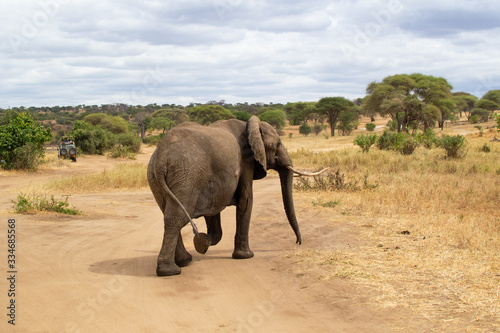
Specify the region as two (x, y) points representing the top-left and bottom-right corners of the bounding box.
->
(1, 73), (499, 170)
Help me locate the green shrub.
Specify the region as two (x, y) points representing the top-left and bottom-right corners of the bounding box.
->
(377, 130), (401, 151)
(143, 135), (162, 146)
(312, 124), (324, 136)
(438, 134), (468, 159)
(354, 134), (378, 153)
(377, 130), (419, 155)
(337, 111), (359, 136)
(469, 115), (480, 124)
(470, 108), (490, 122)
(12, 192), (81, 215)
(0, 112), (52, 171)
(386, 119), (398, 131)
(8, 143), (45, 171)
(70, 120), (114, 155)
(480, 143), (491, 153)
(299, 123), (312, 136)
(365, 123), (376, 131)
(416, 129), (438, 149)
(399, 136), (418, 155)
(116, 133), (141, 153)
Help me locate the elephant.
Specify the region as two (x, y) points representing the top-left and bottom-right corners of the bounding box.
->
(147, 116), (326, 276)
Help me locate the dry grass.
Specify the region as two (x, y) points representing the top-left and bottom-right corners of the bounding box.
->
(286, 126), (500, 331)
(39, 150), (74, 170)
(282, 132), (355, 152)
(43, 163), (149, 193)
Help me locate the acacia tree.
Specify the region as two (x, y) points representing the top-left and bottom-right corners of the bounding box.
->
(151, 108), (188, 125)
(452, 92), (477, 118)
(284, 102), (317, 125)
(475, 98), (500, 112)
(133, 112), (152, 139)
(362, 73), (454, 132)
(337, 109), (359, 136)
(149, 117), (174, 133)
(316, 97), (356, 136)
(188, 105), (234, 125)
(480, 90), (500, 105)
(258, 109), (287, 131)
(83, 113), (130, 134)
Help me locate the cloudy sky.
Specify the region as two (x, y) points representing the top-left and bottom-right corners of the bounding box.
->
(1, 0), (499, 108)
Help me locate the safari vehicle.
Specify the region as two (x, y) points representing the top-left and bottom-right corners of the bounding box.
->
(58, 139), (77, 162)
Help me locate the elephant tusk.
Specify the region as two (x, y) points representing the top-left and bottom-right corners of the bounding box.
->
(286, 166), (329, 177)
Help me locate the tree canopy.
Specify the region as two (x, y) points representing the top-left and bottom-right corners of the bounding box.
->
(362, 73), (454, 131)
(452, 92), (477, 118)
(480, 89), (500, 105)
(83, 113), (130, 134)
(284, 102), (317, 125)
(188, 105), (235, 125)
(316, 97), (357, 136)
(258, 109), (287, 130)
(70, 120), (114, 155)
(475, 98), (499, 112)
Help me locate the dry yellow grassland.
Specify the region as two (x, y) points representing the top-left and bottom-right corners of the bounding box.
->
(288, 126), (499, 331)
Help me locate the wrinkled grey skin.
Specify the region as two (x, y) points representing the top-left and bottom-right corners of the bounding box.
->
(147, 116), (301, 276)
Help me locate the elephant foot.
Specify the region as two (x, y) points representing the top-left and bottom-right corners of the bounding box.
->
(156, 262), (181, 276)
(194, 233), (209, 254)
(232, 248), (254, 259)
(175, 252), (193, 267)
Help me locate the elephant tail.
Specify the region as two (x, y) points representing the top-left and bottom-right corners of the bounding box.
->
(156, 171), (200, 237)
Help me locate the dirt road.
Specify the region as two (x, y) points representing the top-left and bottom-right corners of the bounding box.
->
(1, 151), (403, 332)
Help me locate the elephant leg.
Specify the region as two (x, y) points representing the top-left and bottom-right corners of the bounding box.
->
(205, 213), (222, 246)
(175, 231), (192, 267)
(157, 216), (183, 276)
(232, 187), (254, 259)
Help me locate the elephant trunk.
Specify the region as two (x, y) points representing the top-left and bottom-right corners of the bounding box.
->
(278, 167), (302, 244)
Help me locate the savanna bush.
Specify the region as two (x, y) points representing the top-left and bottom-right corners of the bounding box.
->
(354, 134), (378, 153)
(13, 192), (80, 215)
(116, 133), (142, 153)
(438, 134), (468, 159)
(365, 123), (376, 131)
(416, 129), (438, 149)
(0, 112), (52, 171)
(386, 119), (399, 131)
(377, 130), (419, 155)
(71, 120), (114, 155)
(312, 124), (324, 136)
(299, 123), (312, 136)
(8, 143), (45, 171)
(399, 136), (418, 155)
(143, 135), (162, 146)
(294, 169), (378, 192)
(470, 108), (490, 122)
(377, 130), (401, 151)
(469, 115), (480, 124)
(480, 143), (491, 153)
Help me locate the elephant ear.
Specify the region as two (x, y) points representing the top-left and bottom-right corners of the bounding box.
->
(247, 116), (267, 176)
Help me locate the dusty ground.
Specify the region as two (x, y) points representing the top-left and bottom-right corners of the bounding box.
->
(1, 148), (442, 332)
